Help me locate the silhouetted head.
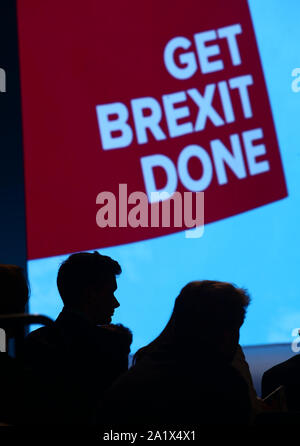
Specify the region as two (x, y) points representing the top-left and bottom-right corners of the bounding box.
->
(0, 265), (29, 315)
(57, 251), (121, 325)
(173, 280), (250, 362)
(0, 265), (29, 338)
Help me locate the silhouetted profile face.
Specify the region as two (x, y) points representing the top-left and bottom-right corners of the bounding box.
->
(89, 274), (120, 325)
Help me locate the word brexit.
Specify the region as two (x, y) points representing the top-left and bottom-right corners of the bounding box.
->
(95, 22), (272, 206)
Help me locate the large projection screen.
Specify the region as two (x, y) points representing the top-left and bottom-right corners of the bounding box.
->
(17, 0), (300, 353)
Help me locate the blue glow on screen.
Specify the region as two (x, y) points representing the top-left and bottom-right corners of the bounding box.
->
(28, 0), (300, 353)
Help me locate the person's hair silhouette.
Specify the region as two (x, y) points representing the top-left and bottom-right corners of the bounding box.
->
(134, 280), (249, 364)
(173, 280), (250, 360)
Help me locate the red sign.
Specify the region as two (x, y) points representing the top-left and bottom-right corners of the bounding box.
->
(17, 0), (287, 259)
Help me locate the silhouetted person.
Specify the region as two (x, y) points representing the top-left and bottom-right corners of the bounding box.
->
(24, 251), (131, 424)
(0, 265), (29, 424)
(96, 280), (252, 426)
(0, 265), (28, 317)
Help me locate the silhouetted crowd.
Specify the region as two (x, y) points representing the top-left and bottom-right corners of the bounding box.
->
(0, 252), (299, 426)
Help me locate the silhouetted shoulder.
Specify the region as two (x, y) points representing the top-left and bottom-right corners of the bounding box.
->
(262, 354), (300, 411)
(98, 354), (251, 426)
(24, 325), (62, 363)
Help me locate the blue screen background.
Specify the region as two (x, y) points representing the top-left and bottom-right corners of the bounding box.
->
(28, 0), (300, 353)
